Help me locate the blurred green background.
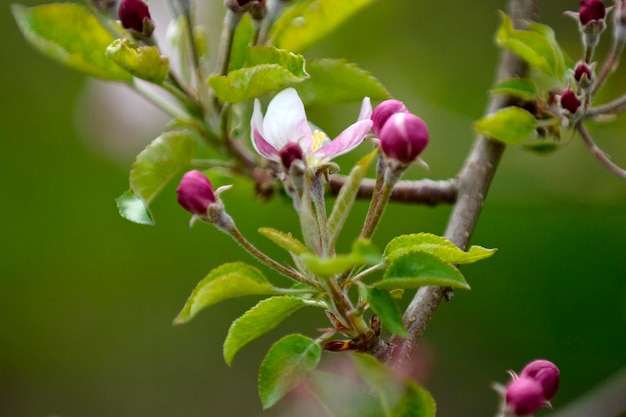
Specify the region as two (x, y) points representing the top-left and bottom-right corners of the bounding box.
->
(2, 1), (626, 416)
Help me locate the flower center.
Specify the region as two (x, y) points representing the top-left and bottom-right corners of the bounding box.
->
(312, 129), (328, 152)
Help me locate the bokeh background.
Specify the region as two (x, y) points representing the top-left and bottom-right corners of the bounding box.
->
(2, 1), (626, 416)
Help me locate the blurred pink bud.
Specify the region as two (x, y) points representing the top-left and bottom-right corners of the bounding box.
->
(560, 89), (582, 114)
(379, 112), (429, 164)
(118, 0), (153, 35)
(579, 0), (606, 25)
(520, 359), (560, 401)
(574, 62), (592, 83)
(371, 99), (408, 136)
(505, 377), (546, 416)
(176, 170), (216, 215)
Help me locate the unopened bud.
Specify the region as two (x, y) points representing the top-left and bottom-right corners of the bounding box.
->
(379, 112), (429, 165)
(119, 0), (154, 37)
(520, 360), (560, 401)
(372, 99), (409, 136)
(579, 0), (606, 25)
(505, 377), (546, 416)
(176, 170), (216, 216)
(560, 89), (582, 114)
(226, 0), (266, 18)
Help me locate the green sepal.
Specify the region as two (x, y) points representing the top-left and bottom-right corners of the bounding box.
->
(258, 227), (308, 256)
(377, 252), (470, 290)
(259, 334), (321, 409)
(295, 58), (390, 106)
(224, 296), (310, 365)
(174, 262), (276, 324)
(300, 239), (380, 277)
(358, 285), (408, 338)
(124, 131), (197, 224)
(384, 233), (496, 265)
(490, 78), (538, 100)
(351, 353), (436, 417)
(116, 189), (154, 225)
(12, 3), (131, 81)
(106, 38), (169, 84)
(327, 150), (377, 247)
(474, 106), (537, 145)
(496, 11), (566, 81)
(270, 0), (376, 53)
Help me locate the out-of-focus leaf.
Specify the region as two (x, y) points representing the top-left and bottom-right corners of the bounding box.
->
(223, 296), (309, 365)
(106, 38), (169, 84)
(490, 78), (538, 100)
(300, 239), (380, 277)
(378, 252), (470, 290)
(475, 106), (537, 145)
(259, 334), (321, 409)
(12, 3), (131, 81)
(270, 0), (376, 53)
(296, 58), (390, 106)
(229, 13), (254, 71)
(174, 262), (276, 324)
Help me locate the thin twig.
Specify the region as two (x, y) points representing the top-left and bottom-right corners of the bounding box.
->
(378, 0), (540, 369)
(577, 122), (626, 178)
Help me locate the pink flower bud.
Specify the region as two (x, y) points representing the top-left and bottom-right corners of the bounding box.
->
(176, 170), (216, 215)
(505, 377), (546, 416)
(520, 360), (560, 401)
(579, 0), (606, 25)
(560, 89), (582, 114)
(372, 99), (408, 136)
(279, 142), (304, 170)
(379, 112), (429, 165)
(118, 0), (153, 35)
(574, 62), (592, 82)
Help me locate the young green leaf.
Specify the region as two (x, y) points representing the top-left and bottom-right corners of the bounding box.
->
(474, 106), (537, 145)
(106, 39), (169, 84)
(300, 239), (380, 277)
(392, 380), (437, 417)
(128, 131), (197, 223)
(208, 63), (309, 103)
(377, 252), (470, 290)
(12, 3), (131, 81)
(270, 0), (376, 53)
(490, 78), (538, 100)
(358, 285), (408, 338)
(296, 58), (391, 106)
(223, 296), (309, 365)
(246, 46), (308, 77)
(174, 262), (276, 324)
(496, 12), (565, 80)
(384, 233), (496, 264)
(328, 150), (377, 247)
(259, 334), (321, 409)
(116, 189), (154, 225)
(258, 227), (308, 256)
(229, 13), (254, 71)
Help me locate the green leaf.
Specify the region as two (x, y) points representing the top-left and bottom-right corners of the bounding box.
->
(300, 239), (380, 277)
(384, 233), (497, 265)
(258, 227), (308, 256)
(270, 0), (376, 53)
(377, 252), (470, 290)
(351, 353), (436, 417)
(490, 78), (538, 100)
(527, 21), (571, 78)
(246, 46), (308, 77)
(229, 13), (254, 71)
(474, 106), (537, 145)
(223, 296), (309, 365)
(328, 150), (377, 247)
(296, 58), (391, 106)
(128, 131), (197, 223)
(358, 285), (408, 338)
(209, 63), (308, 103)
(496, 12), (565, 80)
(259, 334), (321, 409)
(12, 3), (131, 81)
(174, 262), (276, 324)
(115, 189), (154, 225)
(105, 38), (169, 84)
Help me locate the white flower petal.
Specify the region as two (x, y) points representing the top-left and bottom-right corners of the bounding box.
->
(251, 99), (280, 160)
(262, 88), (312, 151)
(357, 96), (373, 121)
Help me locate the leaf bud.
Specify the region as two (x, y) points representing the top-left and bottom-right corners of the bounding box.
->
(371, 99), (408, 136)
(379, 112), (429, 165)
(118, 0), (154, 37)
(176, 170), (216, 216)
(520, 359), (560, 401)
(505, 377), (546, 416)
(559, 89), (582, 114)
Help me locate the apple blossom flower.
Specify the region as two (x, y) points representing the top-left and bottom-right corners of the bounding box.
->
(251, 88), (373, 171)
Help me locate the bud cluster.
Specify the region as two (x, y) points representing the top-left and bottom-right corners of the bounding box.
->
(498, 359), (560, 416)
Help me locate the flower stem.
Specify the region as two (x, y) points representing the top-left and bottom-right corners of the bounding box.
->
(311, 175), (330, 255)
(359, 153), (386, 237)
(576, 122), (626, 178)
(216, 10), (240, 77)
(591, 39), (625, 97)
(360, 166), (400, 239)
